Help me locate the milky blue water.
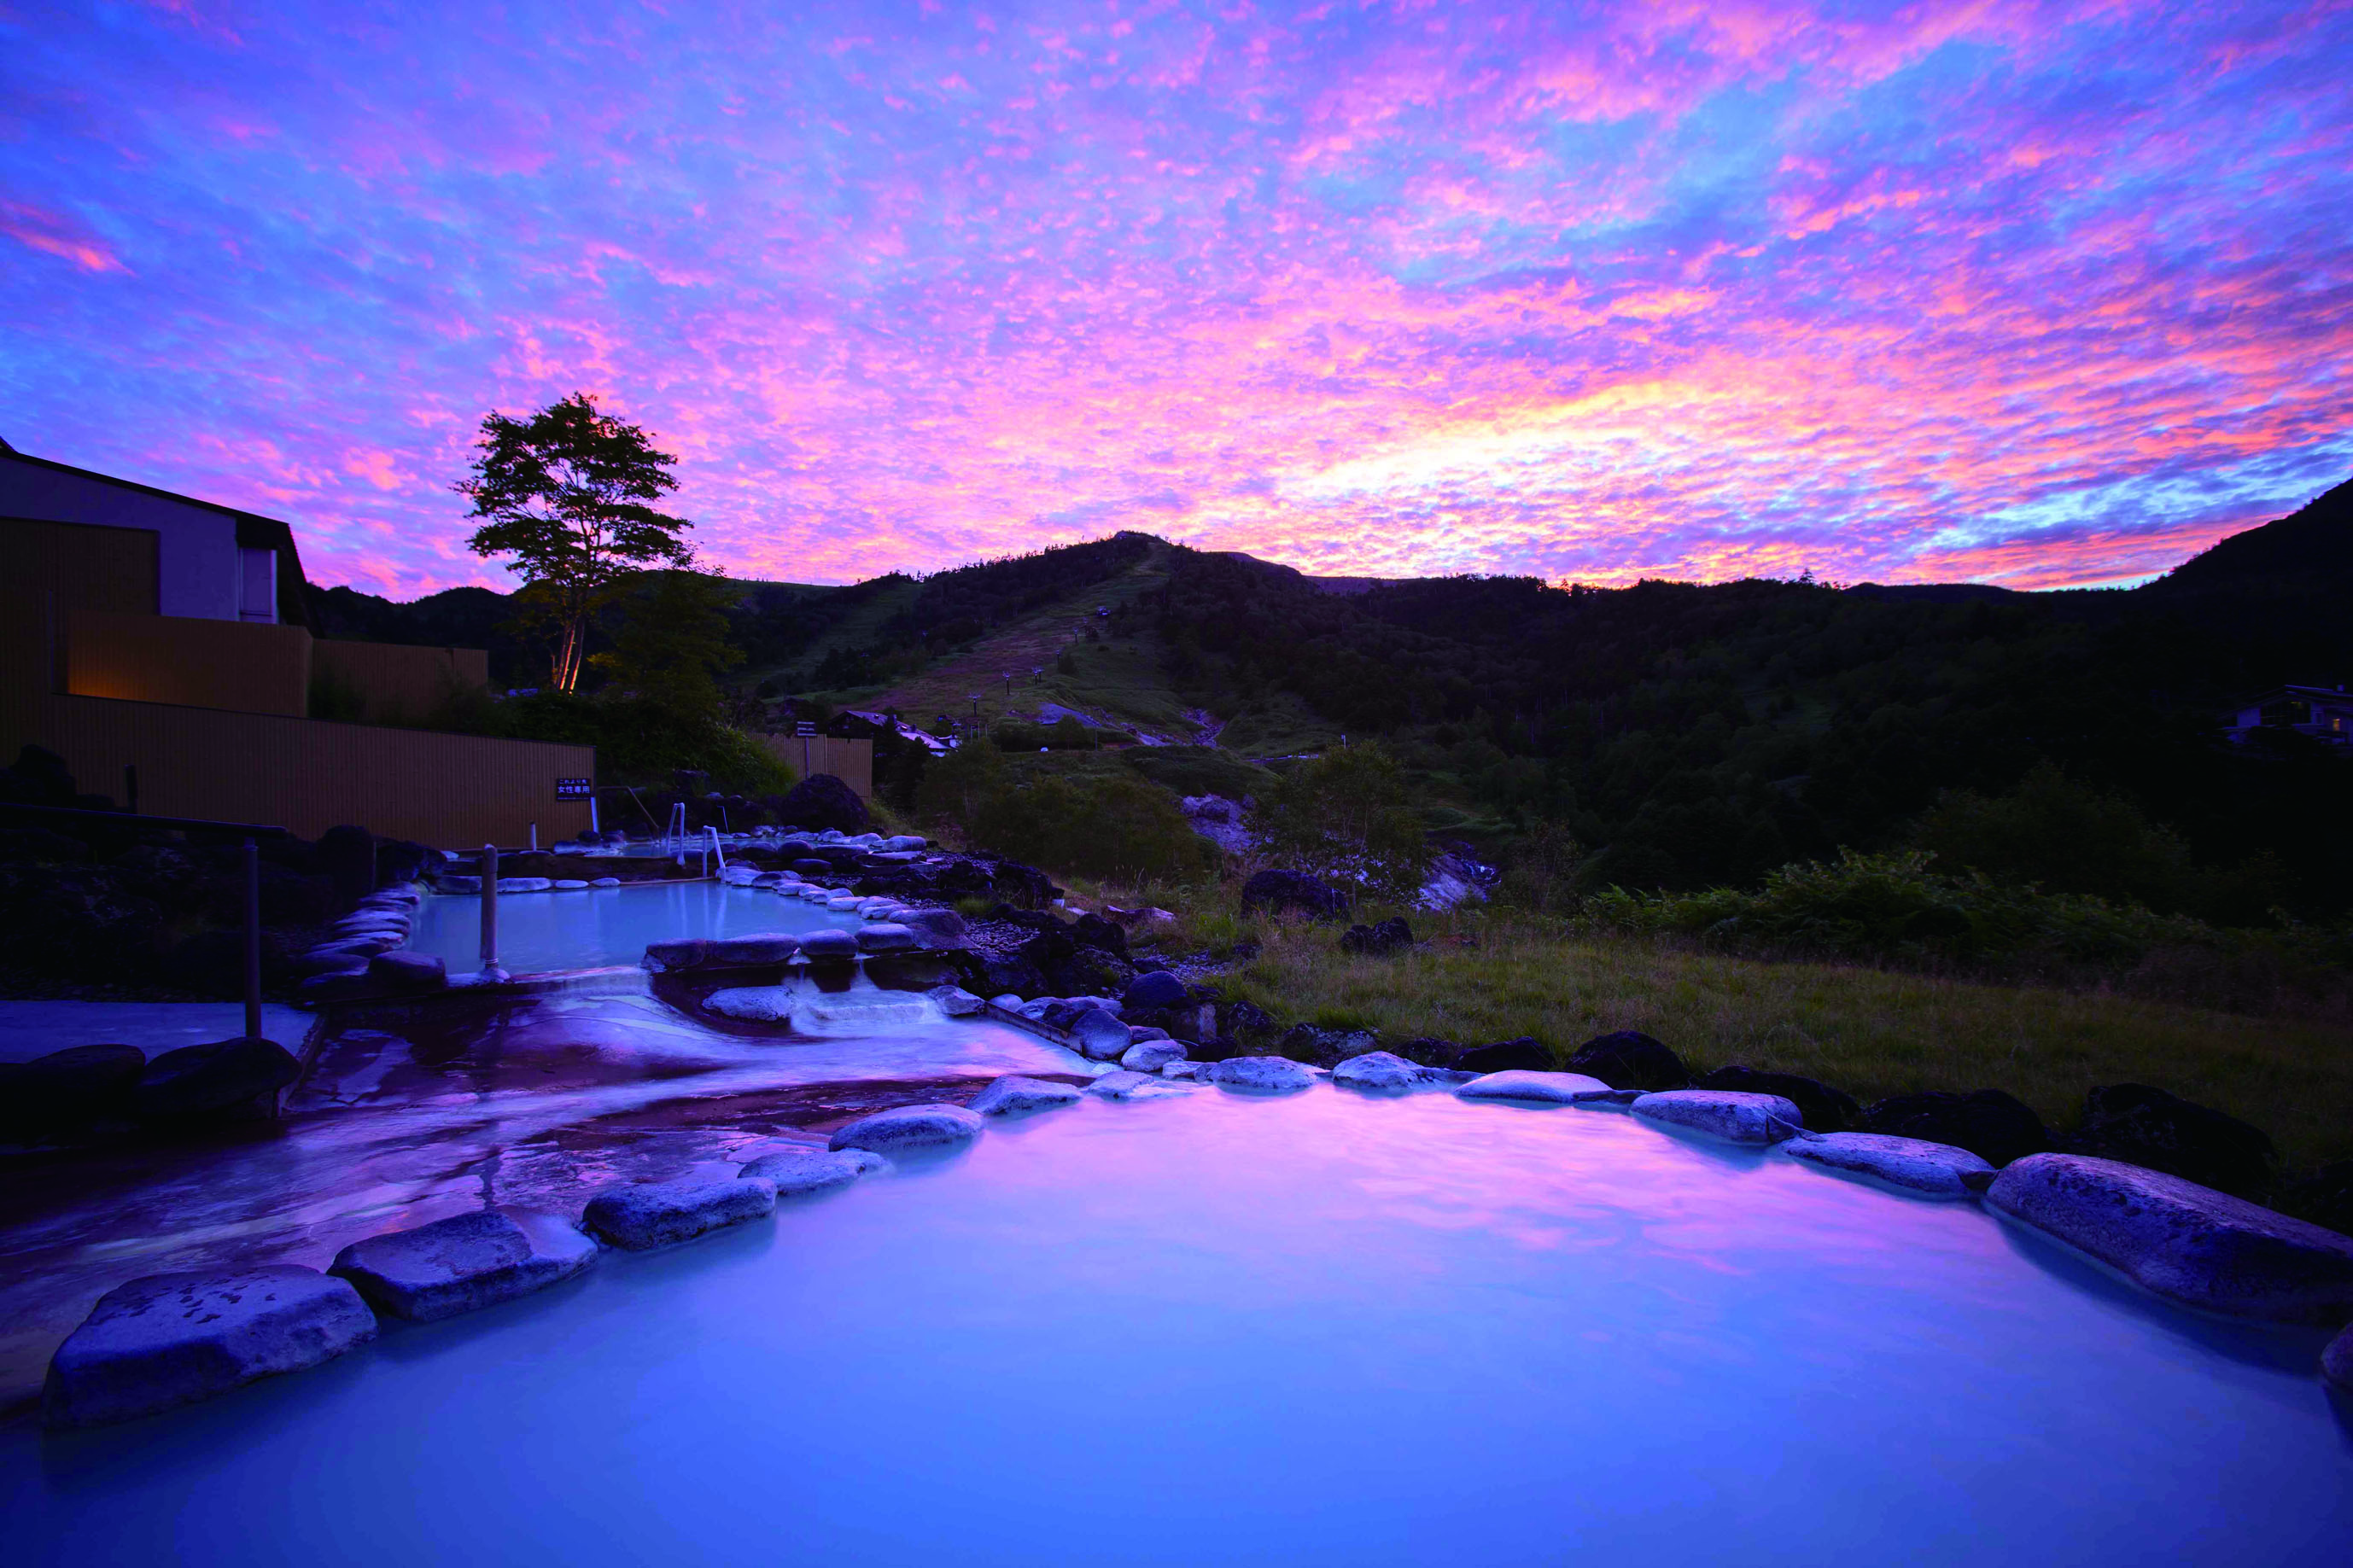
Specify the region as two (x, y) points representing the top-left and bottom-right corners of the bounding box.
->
(408, 881), (861, 974)
(9, 1088), (2349, 1565)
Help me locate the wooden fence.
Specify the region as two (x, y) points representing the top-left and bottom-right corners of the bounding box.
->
(0, 691), (594, 848)
(760, 734), (874, 799)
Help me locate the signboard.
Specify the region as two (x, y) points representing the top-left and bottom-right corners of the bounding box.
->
(555, 777), (593, 800)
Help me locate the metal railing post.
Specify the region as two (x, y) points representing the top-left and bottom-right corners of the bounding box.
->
(242, 837), (263, 1040)
(480, 843), (505, 981)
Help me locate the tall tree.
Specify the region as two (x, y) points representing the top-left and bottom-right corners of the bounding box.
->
(590, 568), (743, 717)
(455, 392), (692, 692)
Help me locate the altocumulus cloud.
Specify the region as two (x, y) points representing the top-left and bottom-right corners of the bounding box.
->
(3, 0), (2349, 595)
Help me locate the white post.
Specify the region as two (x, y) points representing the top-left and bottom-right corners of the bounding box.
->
(529, 821), (538, 852)
(479, 844), (505, 982)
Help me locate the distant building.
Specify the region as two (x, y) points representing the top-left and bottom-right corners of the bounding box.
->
(2225, 685), (2353, 748)
(1, 437), (593, 843)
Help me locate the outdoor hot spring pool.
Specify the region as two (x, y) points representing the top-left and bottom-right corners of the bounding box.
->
(408, 881), (865, 974)
(9, 1086), (2349, 1565)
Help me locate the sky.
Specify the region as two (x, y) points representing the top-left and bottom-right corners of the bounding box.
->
(4, 1), (2350, 599)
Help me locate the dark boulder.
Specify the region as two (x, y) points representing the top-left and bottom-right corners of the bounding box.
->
(1123, 970), (1189, 1011)
(316, 825), (377, 905)
(1051, 947), (1136, 1001)
(790, 858), (834, 877)
(1070, 912), (1128, 957)
(1340, 918), (1415, 955)
(1566, 1031), (1690, 1092)
(1698, 1065), (1860, 1134)
(989, 860), (1058, 907)
(978, 952), (1048, 998)
(130, 1036), (300, 1122)
(1240, 869), (1349, 920)
(6, 1043), (145, 1133)
(374, 838), (435, 887)
(1457, 1037), (1552, 1074)
(2070, 1083), (2275, 1199)
(1861, 1089), (2049, 1169)
(1397, 1035), (1466, 1068)
(1219, 999), (1277, 1039)
(2280, 1163), (2353, 1239)
(779, 774), (868, 834)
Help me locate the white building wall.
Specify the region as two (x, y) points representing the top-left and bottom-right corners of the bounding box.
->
(0, 458), (244, 621)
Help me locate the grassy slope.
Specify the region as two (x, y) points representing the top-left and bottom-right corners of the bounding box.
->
(1128, 912), (2353, 1173)
(871, 541), (1196, 736)
(748, 576), (922, 694)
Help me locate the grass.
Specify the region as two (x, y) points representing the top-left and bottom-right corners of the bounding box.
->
(1160, 909), (2353, 1175)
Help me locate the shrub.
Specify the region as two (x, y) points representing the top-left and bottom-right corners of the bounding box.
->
(1250, 743), (1429, 901)
(919, 743), (1217, 883)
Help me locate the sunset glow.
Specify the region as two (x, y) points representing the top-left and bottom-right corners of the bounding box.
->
(5, 1), (2350, 595)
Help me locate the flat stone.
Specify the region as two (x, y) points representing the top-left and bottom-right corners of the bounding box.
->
(590, 877), (621, 888)
(830, 1103), (985, 1153)
(856, 923), (917, 952)
(927, 985), (985, 1017)
(583, 1175), (778, 1250)
(1782, 1132), (1993, 1198)
(1088, 1070), (1176, 1099)
(1632, 1089), (1805, 1145)
(738, 1146), (885, 1196)
(1211, 1055), (1317, 1093)
(1333, 1051), (1440, 1092)
(1070, 1006), (1132, 1061)
(709, 932), (802, 966)
(131, 1036), (300, 1122)
(552, 878), (589, 890)
(366, 949), (447, 991)
(701, 987), (793, 1023)
(799, 928), (858, 960)
(969, 1075), (1084, 1116)
(495, 877), (552, 893)
(8, 1042), (144, 1128)
(1986, 1153), (2353, 1323)
(1160, 1060), (1205, 1080)
(329, 1209), (595, 1320)
(644, 938), (709, 972)
(44, 1265), (377, 1429)
(1455, 1038), (1552, 1075)
(2325, 1324), (2353, 1395)
(1122, 1039), (1189, 1073)
(1456, 1070), (1612, 1105)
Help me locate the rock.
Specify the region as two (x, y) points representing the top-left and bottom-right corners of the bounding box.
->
(1861, 1089), (2049, 1169)
(495, 877), (552, 893)
(1125, 1024), (1171, 1043)
(1270, 1023), (1375, 1068)
(1211, 1055), (1317, 1093)
(1122, 1039), (1188, 1073)
(1631, 1089), (1804, 1145)
(553, 878), (589, 890)
(316, 824), (378, 905)
(738, 1146), (885, 1196)
(583, 1175), (778, 1250)
(1239, 868), (1349, 920)
(1088, 1070), (1169, 1099)
(709, 933), (802, 967)
(1221, 999), (1278, 1039)
(44, 1265), (377, 1429)
(970, 1075), (1084, 1116)
(1781, 1133), (1993, 1198)
(1070, 1006), (1133, 1061)
(591, 877), (621, 888)
(644, 937), (710, 972)
(295, 970), (375, 1001)
(779, 773), (868, 834)
(896, 908), (969, 948)
(1456, 1070), (1613, 1105)
(928, 985), (985, 1017)
(1332, 1051), (1438, 1092)
(1456, 1037), (1552, 1075)
(131, 1037), (300, 1122)
(1121, 970), (1189, 1011)
(366, 950), (447, 992)
(830, 1103), (985, 1154)
(1340, 917), (1415, 955)
(6, 1042), (144, 1131)
(800, 928), (858, 960)
(701, 987), (795, 1023)
(1697, 1065), (1859, 1133)
(1396, 1035), (1465, 1068)
(857, 923), (917, 953)
(2326, 1324), (2353, 1395)
(1566, 1031), (1689, 1091)
(1161, 1060), (1205, 1080)
(2070, 1083), (2275, 1199)
(328, 1209), (595, 1321)
(1986, 1153), (2353, 1323)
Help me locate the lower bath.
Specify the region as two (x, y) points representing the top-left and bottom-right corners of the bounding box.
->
(8, 1086), (2348, 1565)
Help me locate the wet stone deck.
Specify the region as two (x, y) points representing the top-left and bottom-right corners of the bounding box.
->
(0, 981), (1092, 1415)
